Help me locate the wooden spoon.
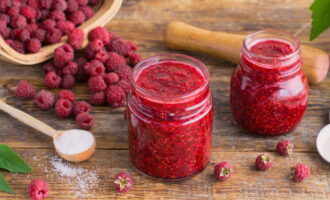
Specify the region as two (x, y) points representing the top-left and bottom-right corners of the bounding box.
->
(164, 21), (329, 84)
(0, 100), (96, 162)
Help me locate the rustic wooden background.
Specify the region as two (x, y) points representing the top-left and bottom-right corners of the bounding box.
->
(0, 0), (329, 199)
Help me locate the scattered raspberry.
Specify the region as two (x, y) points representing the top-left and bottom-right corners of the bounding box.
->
(104, 72), (119, 85)
(106, 85), (126, 107)
(58, 90), (75, 102)
(105, 52), (126, 72)
(54, 44), (74, 67)
(68, 28), (84, 49)
(46, 28), (62, 44)
(276, 140), (294, 156)
(15, 80), (36, 99)
(53, 0), (68, 11)
(291, 163), (310, 182)
(56, 20), (75, 34)
(55, 98), (72, 118)
(88, 60), (105, 77)
(26, 39), (41, 53)
(126, 41), (137, 51)
(62, 74), (75, 89)
(43, 63), (56, 74)
(32, 29), (46, 43)
(94, 50), (109, 63)
(114, 65), (132, 81)
(214, 161), (233, 181)
(49, 10), (66, 21)
(90, 91), (105, 105)
(11, 15), (27, 29)
(67, 0), (79, 13)
(44, 72), (62, 89)
(40, 19), (56, 31)
(87, 39), (104, 52)
(76, 112), (93, 130)
(128, 52), (141, 66)
(88, 26), (109, 44)
(73, 100), (91, 116)
(80, 5), (94, 19)
(62, 62), (78, 76)
(88, 75), (107, 93)
(84, 45), (96, 60)
(107, 38), (131, 57)
(20, 6), (37, 19)
(68, 10), (85, 25)
(255, 154), (272, 171)
(74, 57), (88, 82)
(114, 171), (133, 193)
(27, 179), (49, 200)
(35, 90), (55, 110)
(116, 80), (131, 94)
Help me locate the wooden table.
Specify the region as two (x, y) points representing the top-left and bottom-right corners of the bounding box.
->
(0, 0), (329, 199)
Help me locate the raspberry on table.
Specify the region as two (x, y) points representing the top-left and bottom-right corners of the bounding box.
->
(88, 75), (107, 93)
(106, 38), (131, 57)
(76, 112), (93, 130)
(291, 163), (310, 182)
(73, 100), (91, 116)
(90, 91), (105, 105)
(128, 52), (141, 66)
(26, 39), (41, 53)
(20, 6), (37, 19)
(114, 65), (132, 81)
(27, 179), (49, 200)
(114, 171), (133, 193)
(61, 74), (76, 89)
(88, 60), (105, 77)
(214, 161), (233, 181)
(276, 140), (294, 156)
(32, 29), (47, 43)
(56, 20), (75, 34)
(94, 50), (109, 63)
(80, 5), (94, 19)
(106, 85), (126, 107)
(35, 90), (55, 110)
(68, 10), (85, 26)
(88, 26), (109, 44)
(116, 80), (131, 94)
(87, 39), (104, 52)
(44, 72), (62, 89)
(43, 63), (56, 74)
(46, 28), (62, 44)
(105, 52), (126, 72)
(255, 153), (272, 171)
(52, 0), (68, 11)
(61, 61), (78, 76)
(104, 72), (119, 85)
(84, 45), (96, 60)
(15, 80), (36, 99)
(49, 10), (66, 21)
(67, 0), (79, 13)
(68, 28), (84, 49)
(55, 98), (73, 118)
(58, 90), (75, 102)
(40, 19), (56, 31)
(54, 44), (74, 68)
(11, 15), (27, 29)
(74, 57), (88, 82)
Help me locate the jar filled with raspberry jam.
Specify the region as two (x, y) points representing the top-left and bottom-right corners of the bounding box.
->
(128, 54), (213, 180)
(230, 30), (308, 136)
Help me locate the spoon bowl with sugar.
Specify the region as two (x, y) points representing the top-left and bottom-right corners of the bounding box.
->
(0, 99), (96, 162)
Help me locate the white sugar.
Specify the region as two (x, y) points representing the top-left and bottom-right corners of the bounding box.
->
(54, 129), (94, 155)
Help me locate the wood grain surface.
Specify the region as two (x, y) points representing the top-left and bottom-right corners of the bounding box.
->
(0, 0), (330, 199)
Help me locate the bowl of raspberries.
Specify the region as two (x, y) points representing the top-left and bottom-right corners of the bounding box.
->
(0, 0), (123, 65)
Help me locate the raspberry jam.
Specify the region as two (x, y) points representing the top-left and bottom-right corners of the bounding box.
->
(230, 30), (308, 135)
(128, 54), (213, 180)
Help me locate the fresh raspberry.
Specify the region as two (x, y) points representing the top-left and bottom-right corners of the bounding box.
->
(114, 171), (133, 193)
(88, 75), (107, 93)
(214, 161), (233, 181)
(26, 39), (41, 53)
(67, 0), (79, 12)
(27, 179), (49, 200)
(0, 20), (10, 38)
(290, 163), (310, 182)
(80, 5), (94, 19)
(43, 63), (56, 74)
(26, 24), (38, 34)
(105, 52), (126, 72)
(276, 140), (294, 156)
(56, 20), (75, 34)
(12, 0), (21, 7)
(77, 0), (88, 5)
(61, 74), (75, 89)
(89, 0), (101, 6)
(87, 39), (104, 52)
(39, 0), (53, 9)
(62, 62), (78, 76)
(39, 10), (50, 20)
(0, 0), (10, 12)
(27, 0), (39, 9)
(49, 10), (66, 21)
(40, 19), (56, 31)
(114, 65), (132, 81)
(104, 72), (119, 85)
(15, 80), (36, 99)
(68, 10), (85, 25)
(107, 38), (131, 57)
(46, 28), (62, 44)
(68, 28), (84, 49)
(74, 57), (88, 82)
(88, 26), (109, 44)
(0, 14), (9, 24)
(84, 45), (96, 60)
(88, 60), (105, 77)
(7, 7), (20, 17)
(44, 72), (62, 89)
(58, 90), (75, 102)
(94, 50), (109, 63)
(55, 98), (72, 118)
(106, 85), (126, 107)
(11, 15), (27, 29)
(35, 90), (55, 110)
(76, 112), (93, 130)
(20, 6), (37, 19)
(52, 0), (68, 11)
(90, 91), (105, 105)
(54, 44), (74, 68)
(8, 40), (24, 53)
(116, 80), (131, 94)
(73, 100), (91, 116)
(255, 153), (272, 171)
(126, 41), (137, 51)
(128, 52), (141, 66)
(32, 29), (46, 42)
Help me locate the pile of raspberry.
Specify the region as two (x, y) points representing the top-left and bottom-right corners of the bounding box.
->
(0, 0), (99, 54)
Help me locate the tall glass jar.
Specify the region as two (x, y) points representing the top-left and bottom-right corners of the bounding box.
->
(230, 30), (308, 135)
(128, 54), (213, 181)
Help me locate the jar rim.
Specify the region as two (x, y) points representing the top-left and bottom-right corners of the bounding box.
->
(131, 53), (209, 103)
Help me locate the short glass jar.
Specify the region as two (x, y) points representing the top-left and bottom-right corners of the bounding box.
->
(230, 30), (308, 135)
(127, 54), (213, 181)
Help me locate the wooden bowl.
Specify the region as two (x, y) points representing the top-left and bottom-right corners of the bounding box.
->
(0, 0), (123, 65)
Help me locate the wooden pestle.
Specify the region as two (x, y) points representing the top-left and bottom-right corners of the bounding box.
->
(164, 21), (329, 84)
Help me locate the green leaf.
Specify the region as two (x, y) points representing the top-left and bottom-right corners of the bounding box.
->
(0, 144), (32, 173)
(0, 173), (14, 194)
(309, 0), (330, 40)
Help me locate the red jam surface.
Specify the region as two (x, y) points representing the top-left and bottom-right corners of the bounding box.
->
(230, 38), (308, 135)
(128, 59), (213, 180)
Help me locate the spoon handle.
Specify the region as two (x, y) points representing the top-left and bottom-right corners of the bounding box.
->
(0, 100), (57, 137)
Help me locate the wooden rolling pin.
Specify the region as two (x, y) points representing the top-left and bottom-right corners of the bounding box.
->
(164, 21), (329, 84)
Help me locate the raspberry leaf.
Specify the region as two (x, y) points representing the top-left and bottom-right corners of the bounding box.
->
(0, 172), (14, 194)
(309, 0), (330, 40)
(0, 144), (32, 173)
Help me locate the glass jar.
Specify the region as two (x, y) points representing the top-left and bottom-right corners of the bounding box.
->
(127, 54), (213, 181)
(230, 30), (308, 135)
